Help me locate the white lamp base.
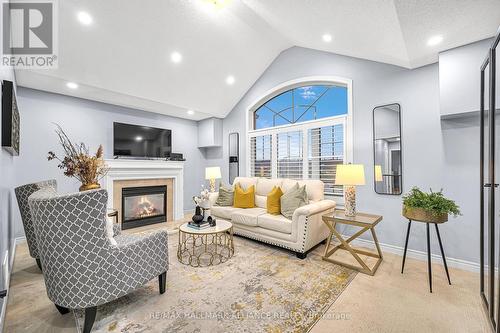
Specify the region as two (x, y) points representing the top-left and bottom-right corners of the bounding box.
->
(344, 185), (356, 217)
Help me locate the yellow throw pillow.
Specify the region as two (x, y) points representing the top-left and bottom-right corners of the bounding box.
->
(267, 186), (283, 215)
(233, 183), (255, 208)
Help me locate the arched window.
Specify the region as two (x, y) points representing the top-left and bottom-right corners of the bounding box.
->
(254, 85), (348, 130)
(248, 78), (352, 197)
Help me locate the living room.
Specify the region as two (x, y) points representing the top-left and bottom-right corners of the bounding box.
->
(0, 0), (499, 332)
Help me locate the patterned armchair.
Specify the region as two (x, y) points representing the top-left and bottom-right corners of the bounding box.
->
(28, 188), (169, 333)
(15, 179), (57, 270)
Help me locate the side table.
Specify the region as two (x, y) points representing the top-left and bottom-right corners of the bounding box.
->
(322, 210), (383, 276)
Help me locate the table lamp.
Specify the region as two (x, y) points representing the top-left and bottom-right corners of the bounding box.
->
(335, 164), (365, 216)
(205, 166), (222, 192)
(375, 165), (383, 182)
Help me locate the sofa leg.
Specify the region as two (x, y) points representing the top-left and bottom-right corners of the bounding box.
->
(83, 306), (97, 333)
(54, 304), (69, 315)
(36, 258), (42, 271)
(296, 252), (307, 259)
(159, 271), (167, 294)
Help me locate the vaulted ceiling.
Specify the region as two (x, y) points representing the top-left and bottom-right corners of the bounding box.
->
(15, 0), (500, 120)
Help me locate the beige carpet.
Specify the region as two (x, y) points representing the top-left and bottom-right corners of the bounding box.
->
(5, 226), (489, 333)
(71, 234), (356, 333)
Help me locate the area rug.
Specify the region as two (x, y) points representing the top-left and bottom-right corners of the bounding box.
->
(75, 234), (356, 333)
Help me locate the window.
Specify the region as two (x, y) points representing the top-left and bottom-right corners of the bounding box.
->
(250, 135), (272, 178)
(308, 125), (344, 196)
(248, 80), (351, 197)
(254, 85), (348, 130)
(277, 131), (303, 179)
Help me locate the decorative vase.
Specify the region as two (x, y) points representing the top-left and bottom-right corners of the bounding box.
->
(79, 183), (101, 192)
(402, 206), (448, 224)
(192, 206), (204, 224)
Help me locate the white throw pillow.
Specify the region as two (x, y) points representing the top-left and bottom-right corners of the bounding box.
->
(105, 217), (118, 246)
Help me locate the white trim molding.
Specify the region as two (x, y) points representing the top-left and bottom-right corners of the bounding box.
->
(103, 159), (185, 220)
(0, 237), (20, 332)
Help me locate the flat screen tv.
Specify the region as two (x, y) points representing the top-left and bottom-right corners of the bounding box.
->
(113, 122), (172, 159)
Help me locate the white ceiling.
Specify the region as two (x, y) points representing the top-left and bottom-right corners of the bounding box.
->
(14, 0), (500, 120)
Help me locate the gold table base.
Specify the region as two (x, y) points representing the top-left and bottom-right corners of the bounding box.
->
(322, 211), (383, 276)
(177, 227), (234, 267)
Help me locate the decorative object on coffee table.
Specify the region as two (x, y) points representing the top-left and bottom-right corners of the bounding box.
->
(205, 166), (221, 192)
(322, 209), (383, 275)
(192, 206), (204, 224)
(193, 186), (211, 208)
(178, 219), (234, 267)
(47, 124), (108, 191)
(335, 164), (366, 216)
(207, 216), (217, 227)
(401, 187), (461, 293)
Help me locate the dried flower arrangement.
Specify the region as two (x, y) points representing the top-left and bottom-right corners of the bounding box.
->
(47, 124), (108, 191)
(193, 185), (211, 208)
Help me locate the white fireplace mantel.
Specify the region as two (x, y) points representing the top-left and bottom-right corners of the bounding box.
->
(103, 159), (184, 220)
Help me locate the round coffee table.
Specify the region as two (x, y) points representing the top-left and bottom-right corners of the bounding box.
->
(177, 219), (234, 267)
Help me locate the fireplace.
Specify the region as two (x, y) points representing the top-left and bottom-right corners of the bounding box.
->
(121, 185), (167, 229)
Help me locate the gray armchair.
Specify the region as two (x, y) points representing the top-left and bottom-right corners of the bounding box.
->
(28, 188), (169, 333)
(15, 179), (57, 270)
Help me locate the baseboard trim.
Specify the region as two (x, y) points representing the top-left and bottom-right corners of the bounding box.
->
(14, 236), (26, 245)
(343, 235), (480, 273)
(0, 238), (18, 332)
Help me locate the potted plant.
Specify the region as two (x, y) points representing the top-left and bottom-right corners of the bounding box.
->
(402, 187), (461, 223)
(47, 124), (108, 191)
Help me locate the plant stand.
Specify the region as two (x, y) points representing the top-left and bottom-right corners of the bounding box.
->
(401, 211), (451, 293)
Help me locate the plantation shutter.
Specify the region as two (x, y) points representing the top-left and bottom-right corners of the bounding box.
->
(308, 124), (344, 196)
(277, 131), (303, 179)
(250, 135), (272, 178)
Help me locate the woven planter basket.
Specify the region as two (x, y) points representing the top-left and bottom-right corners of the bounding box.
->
(402, 206), (448, 224)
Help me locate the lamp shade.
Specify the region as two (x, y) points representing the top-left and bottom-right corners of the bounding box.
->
(375, 165), (383, 182)
(205, 166), (221, 180)
(335, 164), (365, 186)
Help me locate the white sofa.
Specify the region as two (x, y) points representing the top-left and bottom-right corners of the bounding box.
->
(209, 177), (336, 258)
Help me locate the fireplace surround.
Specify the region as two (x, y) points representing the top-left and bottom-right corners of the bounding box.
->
(122, 185), (167, 229)
(103, 159), (184, 223)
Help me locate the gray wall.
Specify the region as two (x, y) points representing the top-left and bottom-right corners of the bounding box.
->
(12, 87), (205, 238)
(215, 46), (481, 264)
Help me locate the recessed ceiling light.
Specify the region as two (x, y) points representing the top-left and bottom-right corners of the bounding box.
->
(203, 0), (232, 9)
(170, 52), (182, 63)
(187, 110), (195, 115)
(225, 75), (235, 85)
(322, 34), (332, 43)
(66, 82), (78, 89)
(77, 11), (93, 25)
(135, 136), (143, 142)
(427, 35), (443, 47)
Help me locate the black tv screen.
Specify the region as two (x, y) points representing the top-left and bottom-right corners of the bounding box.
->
(113, 122), (172, 158)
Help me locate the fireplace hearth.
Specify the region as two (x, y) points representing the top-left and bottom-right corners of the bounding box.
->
(122, 185), (167, 229)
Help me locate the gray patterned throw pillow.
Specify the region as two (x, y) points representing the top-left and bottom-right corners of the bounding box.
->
(280, 183), (309, 219)
(216, 183), (234, 206)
